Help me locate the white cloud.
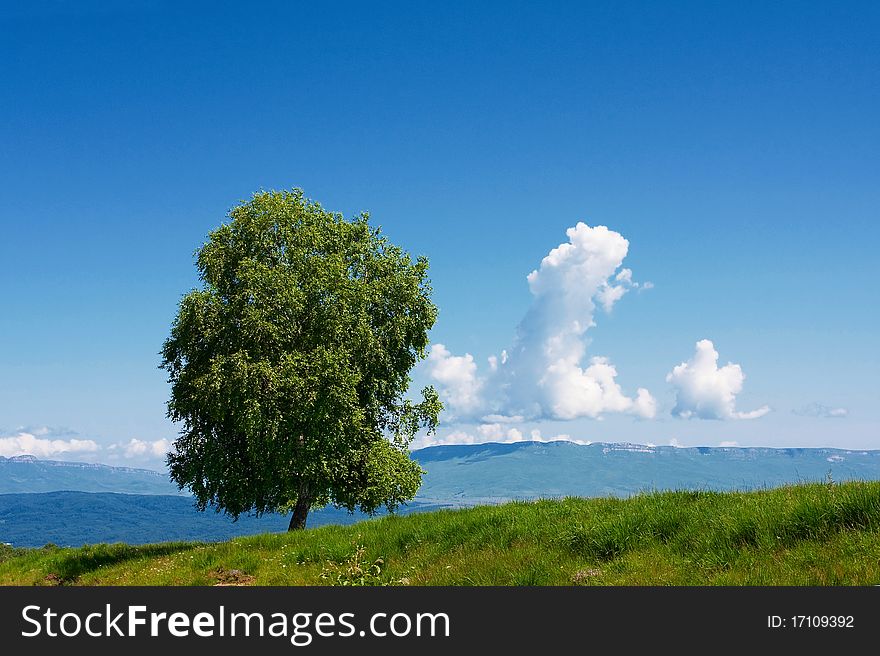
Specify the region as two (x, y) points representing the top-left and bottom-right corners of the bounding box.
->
(632, 388), (658, 419)
(412, 428), (476, 449)
(529, 429), (578, 443)
(735, 406), (772, 420)
(118, 438), (172, 459)
(440, 430), (480, 446)
(426, 344), (484, 417)
(0, 430), (99, 459)
(476, 423), (504, 440)
(506, 428), (524, 441)
(481, 414), (524, 424)
(427, 223), (656, 423)
(0, 426), (173, 468)
(666, 339), (770, 420)
(539, 356), (656, 420)
(413, 424), (583, 449)
(719, 441), (739, 447)
(474, 423), (525, 442)
(793, 403), (848, 419)
(487, 352), (507, 372)
(596, 282), (628, 312)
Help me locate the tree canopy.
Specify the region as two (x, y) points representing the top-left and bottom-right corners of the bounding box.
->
(160, 189), (441, 530)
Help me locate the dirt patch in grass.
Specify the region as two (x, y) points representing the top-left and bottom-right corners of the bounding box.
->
(213, 568), (255, 586)
(41, 573), (66, 586)
(571, 568), (601, 584)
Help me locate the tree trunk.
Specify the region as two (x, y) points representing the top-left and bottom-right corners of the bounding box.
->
(288, 493), (311, 531)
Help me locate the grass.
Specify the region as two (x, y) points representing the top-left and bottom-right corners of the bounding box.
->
(2, 480), (880, 585)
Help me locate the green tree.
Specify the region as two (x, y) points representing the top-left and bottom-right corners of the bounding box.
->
(160, 189), (441, 530)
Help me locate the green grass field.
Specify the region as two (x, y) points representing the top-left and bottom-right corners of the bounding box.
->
(2, 480), (879, 586)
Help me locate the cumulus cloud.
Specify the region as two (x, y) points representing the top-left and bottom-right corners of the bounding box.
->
(793, 403), (848, 419)
(0, 426), (172, 468)
(427, 223), (656, 423)
(481, 414), (524, 424)
(538, 356), (656, 420)
(529, 429), (577, 443)
(666, 340), (770, 420)
(413, 425), (583, 449)
(441, 430), (482, 445)
(426, 344), (484, 418)
(0, 430), (99, 459)
(116, 438), (172, 459)
(474, 423), (526, 442)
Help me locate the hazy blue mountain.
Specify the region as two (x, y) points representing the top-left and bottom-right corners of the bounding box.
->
(6, 442), (878, 500)
(2, 441), (879, 547)
(0, 455), (183, 495)
(412, 441), (880, 504)
(0, 492), (444, 548)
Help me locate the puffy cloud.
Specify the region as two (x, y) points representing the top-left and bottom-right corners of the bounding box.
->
(719, 441), (739, 447)
(539, 357), (656, 420)
(442, 430), (481, 445)
(0, 429), (99, 458)
(793, 403), (848, 419)
(475, 423), (525, 442)
(596, 282), (628, 313)
(412, 428), (479, 449)
(666, 340), (770, 420)
(632, 388), (658, 419)
(117, 438), (172, 459)
(501, 223), (657, 420)
(427, 223), (655, 423)
(529, 429), (577, 443)
(413, 423), (583, 448)
(0, 426), (173, 467)
(426, 344), (484, 417)
(481, 414), (524, 424)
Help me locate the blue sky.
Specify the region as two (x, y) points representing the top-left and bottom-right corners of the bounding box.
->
(1, 1), (877, 468)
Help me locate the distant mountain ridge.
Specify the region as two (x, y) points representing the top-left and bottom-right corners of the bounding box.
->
(3, 441), (880, 498)
(3, 441), (880, 547)
(411, 440), (880, 505)
(0, 455), (181, 495)
(1, 454), (167, 474)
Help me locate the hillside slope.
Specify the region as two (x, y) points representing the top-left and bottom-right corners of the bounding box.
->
(2, 481), (879, 586)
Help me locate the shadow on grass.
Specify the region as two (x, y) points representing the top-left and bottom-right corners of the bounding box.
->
(47, 542), (199, 584)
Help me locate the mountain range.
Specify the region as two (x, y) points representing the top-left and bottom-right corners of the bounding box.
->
(0, 455), (181, 495)
(2, 441), (879, 547)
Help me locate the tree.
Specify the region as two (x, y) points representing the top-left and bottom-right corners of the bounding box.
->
(160, 189), (441, 530)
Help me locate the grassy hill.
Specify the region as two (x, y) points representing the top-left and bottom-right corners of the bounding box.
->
(2, 480), (879, 586)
